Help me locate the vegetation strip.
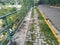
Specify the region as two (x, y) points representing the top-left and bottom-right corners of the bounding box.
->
(24, 8), (34, 45)
(36, 7), (59, 45)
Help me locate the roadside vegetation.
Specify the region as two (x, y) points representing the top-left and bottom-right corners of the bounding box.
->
(0, 4), (31, 45)
(25, 8), (36, 45)
(0, 7), (16, 16)
(38, 0), (60, 6)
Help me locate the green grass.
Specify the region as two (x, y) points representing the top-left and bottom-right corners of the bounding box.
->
(30, 33), (36, 41)
(30, 9), (36, 41)
(0, 5), (31, 45)
(26, 41), (33, 45)
(3, 39), (9, 45)
(31, 8), (34, 18)
(39, 21), (58, 45)
(0, 7), (16, 16)
(25, 8), (36, 45)
(29, 22), (34, 32)
(35, 7), (44, 20)
(0, 33), (9, 45)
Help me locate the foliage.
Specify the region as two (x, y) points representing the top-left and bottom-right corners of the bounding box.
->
(0, 0), (34, 45)
(38, 0), (60, 5)
(0, 7), (16, 16)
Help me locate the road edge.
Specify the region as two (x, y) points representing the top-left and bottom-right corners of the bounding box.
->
(36, 6), (60, 45)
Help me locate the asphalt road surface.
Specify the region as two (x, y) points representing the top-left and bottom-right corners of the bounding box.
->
(38, 5), (60, 31)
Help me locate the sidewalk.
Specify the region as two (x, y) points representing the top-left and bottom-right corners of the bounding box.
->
(12, 9), (32, 45)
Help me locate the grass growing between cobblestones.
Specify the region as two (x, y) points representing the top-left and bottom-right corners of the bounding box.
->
(26, 41), (33, 45)
(25, 20), (35, 45)
(36, 7), (59, 45)
(31, 8), (34, 18)
(25, 8), (36, 45)
(29, 20), (36, 41)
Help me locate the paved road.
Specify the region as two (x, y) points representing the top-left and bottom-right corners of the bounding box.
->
(38, 5), (60, 31)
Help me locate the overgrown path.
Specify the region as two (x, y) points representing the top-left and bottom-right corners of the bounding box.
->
(11, 7), (59, 45)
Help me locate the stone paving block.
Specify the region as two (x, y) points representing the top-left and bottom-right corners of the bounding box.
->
(42, 41), (47, 44)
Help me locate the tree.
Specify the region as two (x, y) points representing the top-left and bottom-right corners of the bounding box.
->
(39, 0), (60, 5)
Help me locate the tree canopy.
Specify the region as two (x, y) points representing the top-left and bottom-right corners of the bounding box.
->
(39, 0), (60, 5)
